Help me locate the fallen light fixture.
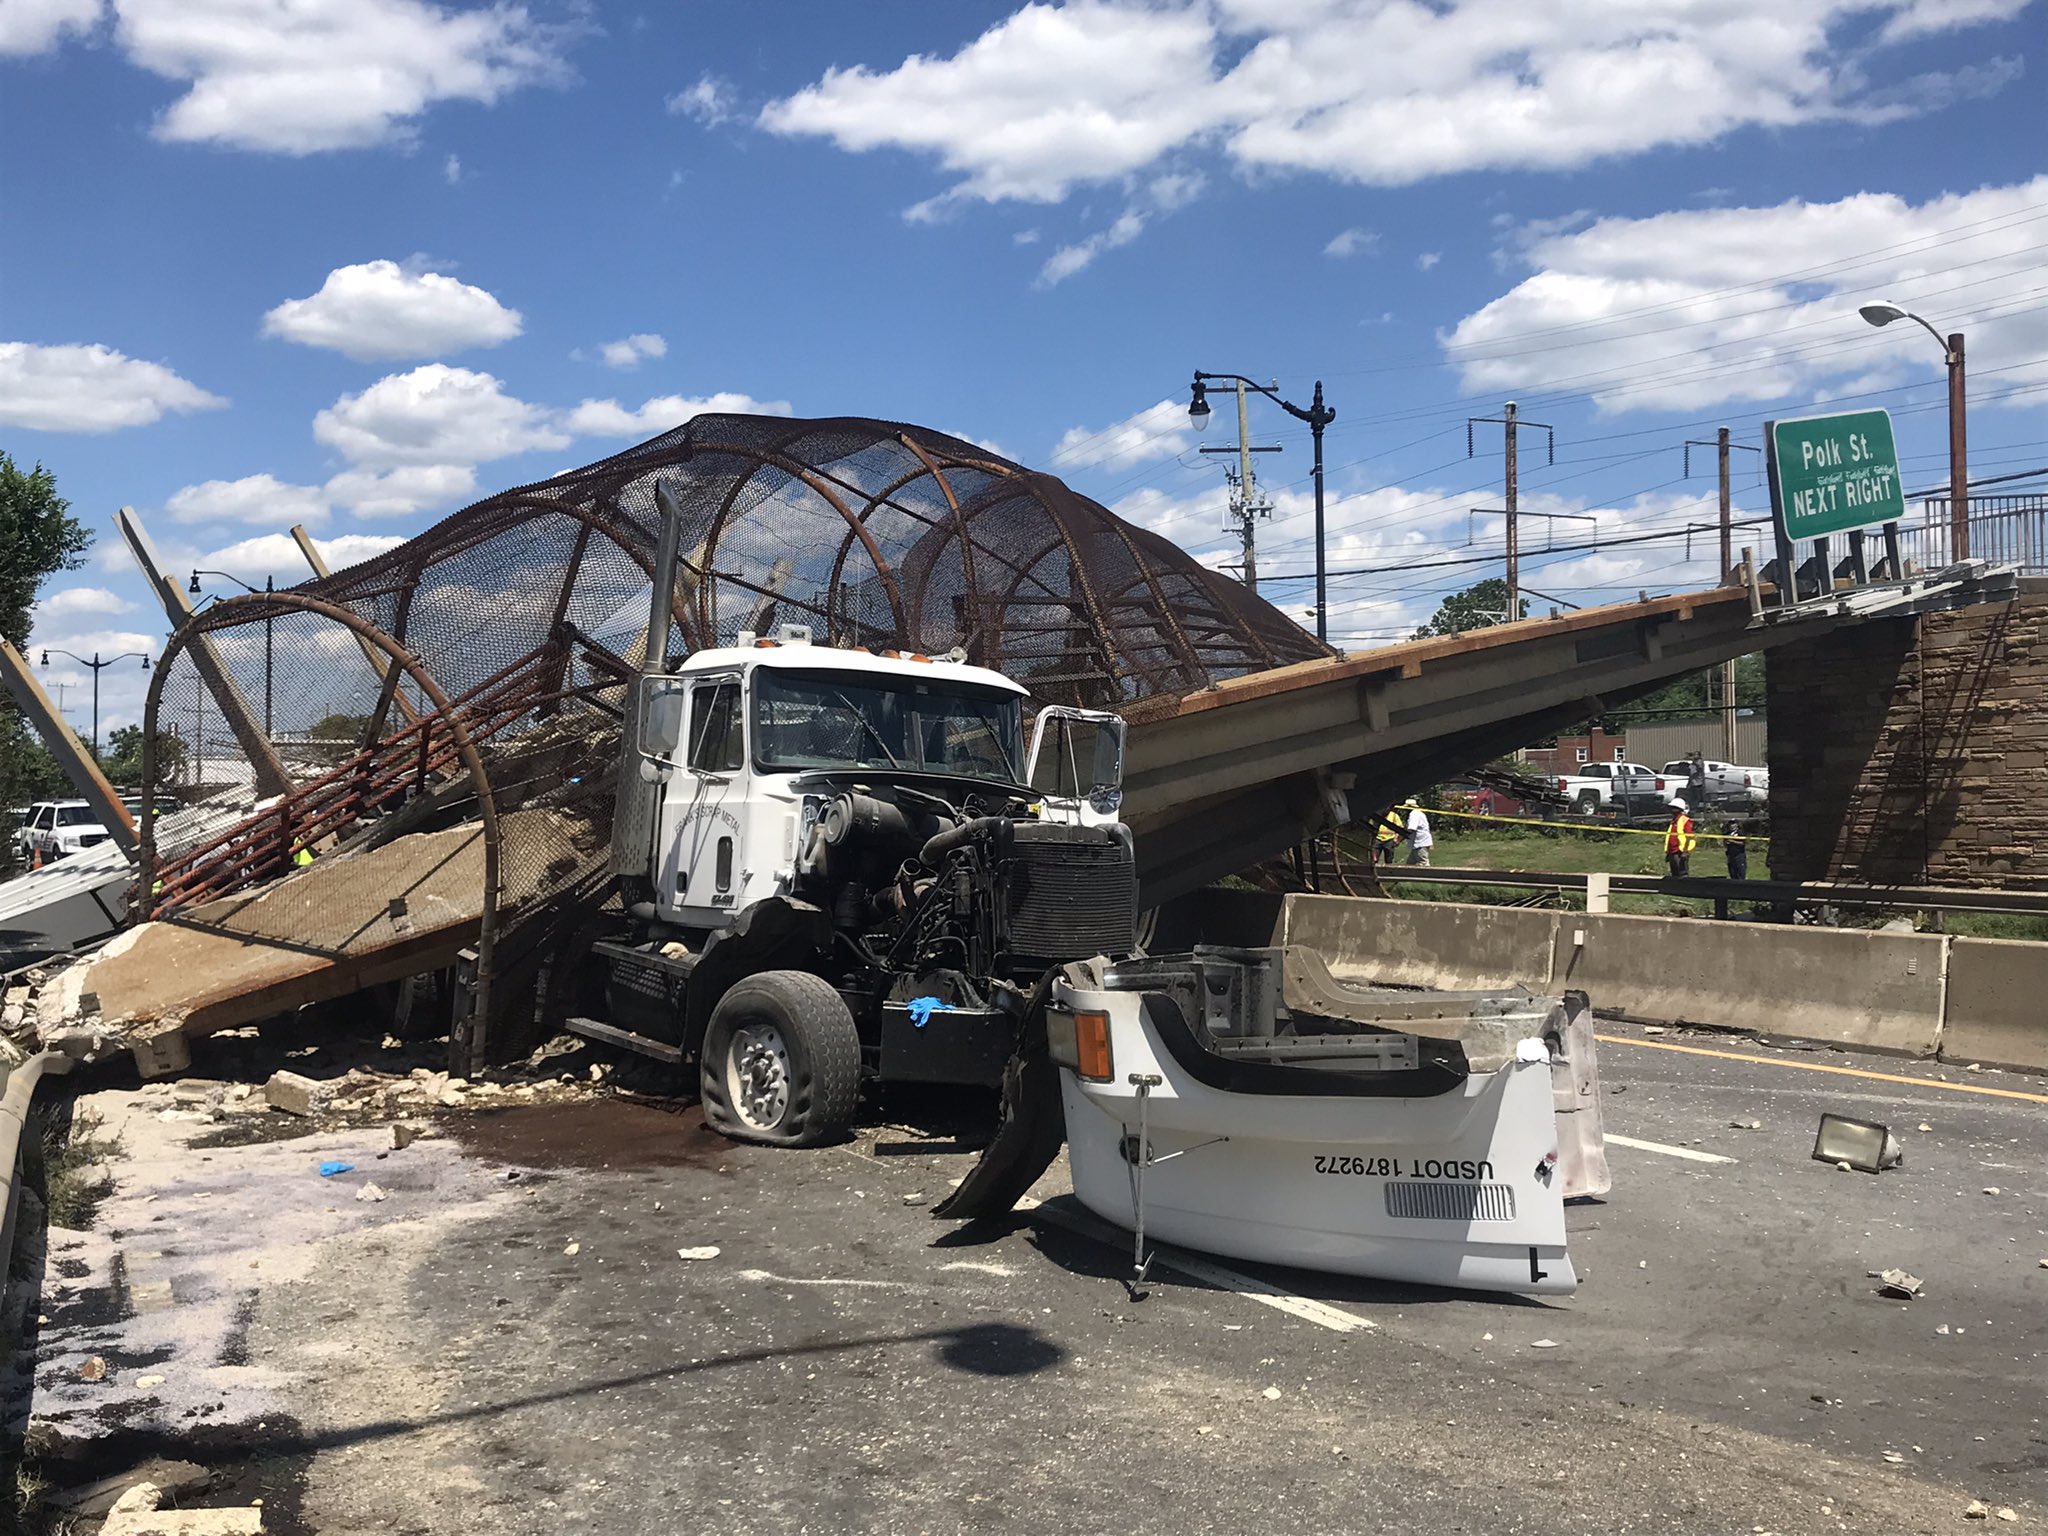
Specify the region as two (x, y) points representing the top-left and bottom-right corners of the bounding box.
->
(1812, 1112), (1905, 1174)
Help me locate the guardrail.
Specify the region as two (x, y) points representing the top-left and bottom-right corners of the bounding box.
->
(1373, 865), (2048, 920)
(0, 1051), (75, 1283)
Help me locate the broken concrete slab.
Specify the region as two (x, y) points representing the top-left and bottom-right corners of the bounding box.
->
(36, 809), (589, 1046)
(101, 1506), (266, 1535)
(263, 1070), (332, 1118)
(130, 1018), (192, 1079)
(52, 1459), (211, 1516)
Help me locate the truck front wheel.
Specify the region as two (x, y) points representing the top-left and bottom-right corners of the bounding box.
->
(700, 971), (862, 1146)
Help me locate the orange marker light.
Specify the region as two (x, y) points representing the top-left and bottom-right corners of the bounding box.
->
(1074, 1010), (1113, 1082)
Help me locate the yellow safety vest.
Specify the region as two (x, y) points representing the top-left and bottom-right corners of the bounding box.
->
(1666, 816), (1697, 855)
(294, 847), (314, 867)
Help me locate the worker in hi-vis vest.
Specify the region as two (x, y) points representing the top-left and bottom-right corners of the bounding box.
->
(1664, 802), (1697, 879)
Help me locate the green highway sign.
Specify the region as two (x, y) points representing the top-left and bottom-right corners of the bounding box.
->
(1768, 409), (1904, 542)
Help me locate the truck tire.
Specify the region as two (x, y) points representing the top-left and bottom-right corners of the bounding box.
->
(700, 971), (861, 1147)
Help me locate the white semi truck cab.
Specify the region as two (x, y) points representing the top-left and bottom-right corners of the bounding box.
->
(584, 611), (1135, 1147)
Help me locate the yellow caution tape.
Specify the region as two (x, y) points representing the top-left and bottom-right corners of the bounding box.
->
(1410, 803), (1747, 844)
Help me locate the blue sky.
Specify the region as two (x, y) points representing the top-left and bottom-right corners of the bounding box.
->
(4, 0), (2044, 732)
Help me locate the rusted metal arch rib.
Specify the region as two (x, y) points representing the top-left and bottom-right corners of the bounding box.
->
(141, 591), (505, 1070)
(895, 434), (986, 660)
(684, 439), (910, 644)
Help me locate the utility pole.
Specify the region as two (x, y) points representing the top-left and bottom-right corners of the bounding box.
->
(1684, 429), (1762, 758)
(1197, 379), (1279, 594)
(1469, 402), (1553, 622)
(1948, 330), (1969, 563)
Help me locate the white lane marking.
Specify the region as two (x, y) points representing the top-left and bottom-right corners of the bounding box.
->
(939, 1260), (1018, 1278)
(735, 1269), (917, 1290)
(1021, 1195), (1376, 1334)
(1605, 1133), (1736, 1165)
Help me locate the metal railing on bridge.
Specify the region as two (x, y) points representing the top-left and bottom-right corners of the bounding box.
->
(1902, 495), (2048, 575)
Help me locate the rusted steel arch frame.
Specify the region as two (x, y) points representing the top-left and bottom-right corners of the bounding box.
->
(688, 439), (909, 642)
(308, 492), (665, 616)
(332, 495), (685, 659)
(140, 591), (505, 1067)
(1090, 564), (1272, 681)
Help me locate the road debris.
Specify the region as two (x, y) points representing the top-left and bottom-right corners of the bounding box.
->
(1813, 1112), (1903, 1173)
(355, 1181), (388, 1203)
(1983, 1186), (2002, 1196)
(392, 1122), (418, 1149)
(1871, 1268), (1924, 1299)
(78, 1355), (107, 1381)
(1529, 1338), (1561, 1348)
(563, 1241), (581, 1256)
(317, 1160), (355, 1178)
(135, 1373), (166, 1388)
(1260, 1386), (1282, 1400)
(677, 1246), (721, 1260)
(264, 1069), (331, 1117)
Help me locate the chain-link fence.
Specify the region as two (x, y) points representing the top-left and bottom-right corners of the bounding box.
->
(138, 414), (1330, 1062)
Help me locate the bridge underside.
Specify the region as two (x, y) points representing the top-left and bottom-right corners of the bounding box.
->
(1125, 567), (2022, 906)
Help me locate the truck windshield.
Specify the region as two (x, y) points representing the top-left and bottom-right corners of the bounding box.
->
(753, 669), (1022, 784)
(55, 805), (96, 827)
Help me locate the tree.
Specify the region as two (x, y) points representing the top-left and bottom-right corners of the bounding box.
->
(2, 455), (94, 873)
(309, 712), (373, 741)
(100, 723), (185, 786)
(1413, 579), (1526, 639)
(0, 453), (91, 650)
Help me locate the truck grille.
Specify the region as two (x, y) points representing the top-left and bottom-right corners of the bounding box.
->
(1384, 1181), (1517, 1223)
(1005, 823), (1135, 962)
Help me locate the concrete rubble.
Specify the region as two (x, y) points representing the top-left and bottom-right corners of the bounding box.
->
(15, 808), (590, 1076)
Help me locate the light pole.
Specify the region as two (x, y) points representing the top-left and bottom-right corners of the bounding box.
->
(191, 569), (275, 738)
(1858, 300), (1967, 563)
(39, 649), (150, 760)
(1188, 371), (1337, 643)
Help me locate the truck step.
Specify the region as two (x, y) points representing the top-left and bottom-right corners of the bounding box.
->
(564, 1015), (684, 1064)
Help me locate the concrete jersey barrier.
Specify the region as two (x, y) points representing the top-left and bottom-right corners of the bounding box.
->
(1942, 937), (2048, 1072)
(1281, 894), (1557, 993)
(1550, 910), (1948, 1057)
(1258, 893), (2026, 1066)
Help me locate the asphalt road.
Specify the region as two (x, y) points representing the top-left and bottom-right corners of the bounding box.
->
(27, 1023), (2046, 1535)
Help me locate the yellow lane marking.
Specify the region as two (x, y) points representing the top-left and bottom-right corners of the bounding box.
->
(1595, 1033), (2048, 1104)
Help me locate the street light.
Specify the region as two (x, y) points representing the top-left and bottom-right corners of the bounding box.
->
(190, 569), (276, 739)
(39, 648), (150, 760)
(1186, 370), (1337, 643)
(1858, 300), (1968, 563)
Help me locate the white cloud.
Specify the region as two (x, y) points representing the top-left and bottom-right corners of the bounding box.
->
(36, 587), (137, 623)
(1038, 209), (1146, 286)
(315, 364), (568, 467)
(1037, 170), (1204, 284)
(597, 333), (667, 370)
(667, 72), (736, 126)
(112, 0), (573, 154)
(443, 152), (462, 184)
(324, 463), (476, 518)
(1013, 228), (1041, 246)
(0, 0), (99, 55)
(166, 473), (329, 527)
(761, 3), (1217, 205)
(1324, 227), (1378, 258)
(1441, 176), (2048, 414)
(1416, 251), (1441, 271)
(263, 260), (522, 362)
(563, 391), (792, 440)
(1051, 399), (1193, 472)
(198, 531), (406, 585)
(0, 341), (224, 432)
(763, 1), (2026, 208)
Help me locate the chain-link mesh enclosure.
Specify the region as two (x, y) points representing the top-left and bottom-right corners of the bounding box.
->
(138, 414), (1328, 1060)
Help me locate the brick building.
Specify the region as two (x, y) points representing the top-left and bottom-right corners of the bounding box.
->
(1521, 727), (1630, 775)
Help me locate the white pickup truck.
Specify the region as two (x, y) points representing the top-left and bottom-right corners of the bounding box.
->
(1661, 759), (1769, 807)
(1553, 761), (1673, 813)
